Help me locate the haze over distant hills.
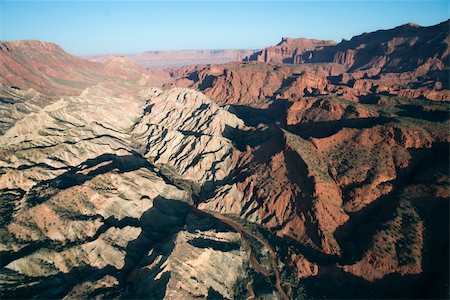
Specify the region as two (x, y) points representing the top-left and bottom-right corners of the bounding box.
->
(87, 49), (257, 68)
(0, 19), (449, 300)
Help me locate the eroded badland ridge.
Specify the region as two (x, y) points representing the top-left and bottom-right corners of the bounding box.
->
(0, 20), (449, 299)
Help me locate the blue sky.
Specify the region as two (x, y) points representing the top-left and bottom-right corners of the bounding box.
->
(0, 1), (448, 55)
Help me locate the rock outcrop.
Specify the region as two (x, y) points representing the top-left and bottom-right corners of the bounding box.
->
(245, 37), (336, 64)
(131, 88), (244, 188)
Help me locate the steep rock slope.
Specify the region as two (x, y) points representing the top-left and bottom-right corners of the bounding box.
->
(0, 86), (252, 299)
(132, 88), (244, 188)
(171, 59), (449, 104)
(167, 63), (346, 106)
(197, 93), (449, 297)
(0, 83), (54, 134)
(0, 40), (168, 97)
(0, 41), (171, 149)
(0, 40), (110, 95)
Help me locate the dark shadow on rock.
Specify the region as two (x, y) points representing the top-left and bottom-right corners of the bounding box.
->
(0, 97), (16, 104)
(283, 148), (323, 250)
(119, 196), (190, 298)
(287, 116), (397, 139)
(143, 103), (154, 114)
(0, 188), (25, 226)
(327, 74), (347, 86)
(0, 265), (120, 300)
(24, 151), (196, 208)
(198, 75), (216, 91)
(186, 71), (199, 82)
(302, 266), (426, 299)
(358, 94), (381, 104)
(179, 129), (203, 138)
(3, 197), (202, 299)
(397, 104), (449, 122)
(17, 162), (69, 171)
(0, 240), (50, 269)
(200, 126), (285, 208)
(274, 74), (300, 95)
(188, 237), (240, 252)
(222, 124), (276, 152)
(228, 99), (292, 127)
(207, 287), (226, 299)
(415, 196), (449, 299)
(0, 214), (140, 268)
(185, 211), (237, 234)
(258, 222), (339, 267)
(252, 272), (276, 298)
(120, 196), (239, 298)
(25, 152), (161, 207)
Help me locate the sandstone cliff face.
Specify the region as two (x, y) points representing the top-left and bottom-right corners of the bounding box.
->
(304, 20), (450, 79)
(168, 63), (347, 106)
(170, 60), (449, 107)
(245, 37), (336, 64)
(176, 39), (449, 293)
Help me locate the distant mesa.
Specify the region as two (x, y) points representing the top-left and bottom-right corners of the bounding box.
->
(87, 49), (258, 68)
(245, 37), (336, 64)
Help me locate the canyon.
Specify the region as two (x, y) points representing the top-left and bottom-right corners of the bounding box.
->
(0, 20), (449, 299)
